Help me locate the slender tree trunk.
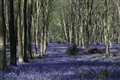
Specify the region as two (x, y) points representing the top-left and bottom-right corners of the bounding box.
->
(2, 0), (7, 70)
(17, 0), (24, 63)
(0, 35), (4, 70)
(9, 0), (17, 65)
(104, 0), (111, 57)
(0, 0), (7, 70)
(23, 0), (29, 62)
(114, 0), (120, 43)
(27, 0), (33, 59)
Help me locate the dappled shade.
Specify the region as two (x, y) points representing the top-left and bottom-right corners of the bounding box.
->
(0, 0), (120, 79)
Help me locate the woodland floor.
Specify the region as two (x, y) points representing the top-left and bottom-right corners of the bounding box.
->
(0, 43), (120, 80)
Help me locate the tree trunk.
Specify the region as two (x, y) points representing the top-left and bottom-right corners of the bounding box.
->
(0, 0), (7, 70)
(9, 0), (17, 65)
(17, 0), (24, 63)
(23, 0), (29, 62)
(104, 0), (111, 57)
(27, 0), (33, 59)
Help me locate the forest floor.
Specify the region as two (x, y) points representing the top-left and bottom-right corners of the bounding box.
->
(0, 43), (120, 80)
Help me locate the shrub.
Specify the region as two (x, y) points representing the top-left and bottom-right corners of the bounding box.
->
(66, 44), (79, 56)
(97, 69), (109, 79)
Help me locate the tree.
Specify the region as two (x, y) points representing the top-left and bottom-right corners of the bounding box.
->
(104, 0), (111, 57)
(9, 0), (17, 65)
(23, 0), (29, 62)
(113, 0), (120, 43)
(23, 0), (34, 61)
(38, 0), (54, 57)
(0, 0), (7, 70)
(27, 0), (33, 59)
(17, 0), (24, 63)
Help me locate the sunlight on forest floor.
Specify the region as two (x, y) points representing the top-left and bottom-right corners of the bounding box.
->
(0, 43), (120, 80)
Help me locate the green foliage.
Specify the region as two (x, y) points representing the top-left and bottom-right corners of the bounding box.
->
(65, 44), (79, 56)
(97, 69), (110, 79)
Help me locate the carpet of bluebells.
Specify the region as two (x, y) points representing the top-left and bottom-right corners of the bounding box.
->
(0, 43), (120, 80)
